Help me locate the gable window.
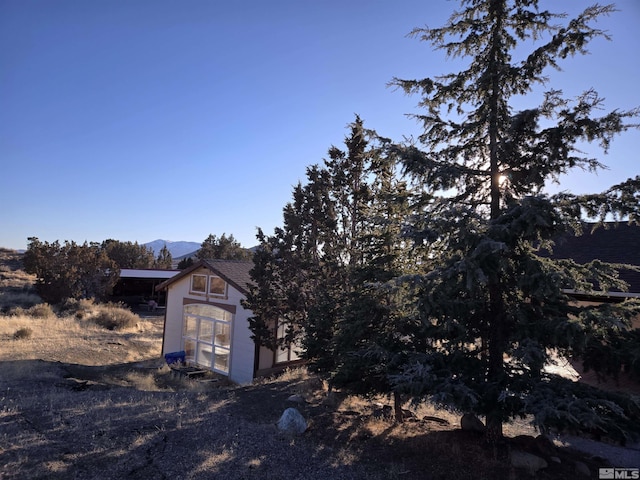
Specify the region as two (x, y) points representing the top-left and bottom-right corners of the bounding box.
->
(190, 274), (207, 294)
(209, 276), (226, 297)
(182, 303), (232, 374)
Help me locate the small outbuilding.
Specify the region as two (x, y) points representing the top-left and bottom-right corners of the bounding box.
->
(155, 259), (301, 384)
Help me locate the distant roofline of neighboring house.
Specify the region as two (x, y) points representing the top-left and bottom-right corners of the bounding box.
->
(119, 268), (180, 279)
(547, 221), (640, 297)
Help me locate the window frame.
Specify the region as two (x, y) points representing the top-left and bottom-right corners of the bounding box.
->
(208, 275), (227, 298)
(190, 274), (207, 295)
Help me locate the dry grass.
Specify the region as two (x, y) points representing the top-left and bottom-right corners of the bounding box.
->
(0, 310), (160, 365)
(0, 249), (39, 311)
(0, 249), (629, 480)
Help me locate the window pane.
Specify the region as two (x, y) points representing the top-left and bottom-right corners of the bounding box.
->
(214, 322), (230, 348)
(196, 343), (212, 368)
(214, 351), (229, 373)
(209, 277), (226, 296)
(276, 346), (289, 364)
(184, 316), (197, 338)
(191, 275), (206, 293)
(183, 338), (196, 362)
(199, 319), (214, 343)
(289, 345), (302, 361)
(184, 303), (232, 322)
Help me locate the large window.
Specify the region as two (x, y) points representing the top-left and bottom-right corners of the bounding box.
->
(182, 304), (232, 374)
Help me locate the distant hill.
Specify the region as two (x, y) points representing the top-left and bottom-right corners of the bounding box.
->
(143, 240), (200, 259)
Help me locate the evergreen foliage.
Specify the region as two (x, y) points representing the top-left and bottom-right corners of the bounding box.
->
(154, 244), (173, 269)
(245, 117), (416, 418)
(24, 237), (119, 303)
(389, 0), (640, 440)
(177, 257), (195, 270)
(101, 239), (155, 269)
(196, 233), (252, 261)
(246, 0), (640, 440)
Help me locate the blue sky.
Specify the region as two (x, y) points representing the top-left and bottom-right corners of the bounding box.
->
(1, 0), (639, 251)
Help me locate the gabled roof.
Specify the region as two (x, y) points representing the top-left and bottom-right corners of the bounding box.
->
(155, 259), (254, 295)
(548, 222), (640, 294)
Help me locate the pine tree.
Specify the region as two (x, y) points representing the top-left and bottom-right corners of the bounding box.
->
(154, 244), (173, 269)
(390, 0), (640, 441)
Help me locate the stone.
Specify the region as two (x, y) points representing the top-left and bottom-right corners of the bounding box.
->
(575, 461), (590, 477)
(510, 450), (548, 474)
(460, 413), (486, 434)
(277, 407), (307, 435)
(286, 394), (306, 404)
(550, 456), (561, 464)
(422, 415), (450, 425)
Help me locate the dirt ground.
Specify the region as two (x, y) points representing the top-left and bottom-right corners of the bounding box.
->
(3, 316), (637, 480)
(1, 249), (638, 479)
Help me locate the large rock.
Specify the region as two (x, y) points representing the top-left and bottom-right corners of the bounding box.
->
(511, 450), (548, 474)
(460, 413), (486, 434)
(277, 407), (307, 435)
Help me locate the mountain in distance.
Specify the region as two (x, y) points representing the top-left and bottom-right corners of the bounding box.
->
(143, 240), (200, 259)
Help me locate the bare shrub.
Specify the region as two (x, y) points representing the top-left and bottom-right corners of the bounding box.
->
(13, 327), (33, 339)
(26, 303), (56, 319)
(57, 297), (98, 319)
(6, 305), (25, 316)
(91, 304), (138, 330)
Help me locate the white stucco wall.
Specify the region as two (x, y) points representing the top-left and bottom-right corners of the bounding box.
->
(161, 266), (256, 384)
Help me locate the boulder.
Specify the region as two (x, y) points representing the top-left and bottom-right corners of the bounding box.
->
(510, 450), (548, 474)
(460, 413), (486, 433)
(286, 394), (306, 404)
(277, 407), (307, 435)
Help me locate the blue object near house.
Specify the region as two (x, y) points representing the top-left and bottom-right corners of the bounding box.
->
(164, 351), (186, 366)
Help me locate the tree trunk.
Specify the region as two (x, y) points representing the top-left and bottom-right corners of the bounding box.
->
(394, 391), (404, 423)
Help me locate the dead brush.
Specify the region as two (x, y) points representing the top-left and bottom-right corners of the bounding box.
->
(90, 304), (139, 330)
(25, 303), (56, 319)
(13, 327), (33, 340)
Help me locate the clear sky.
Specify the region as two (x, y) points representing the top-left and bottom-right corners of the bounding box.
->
(1, 0), (638, 251)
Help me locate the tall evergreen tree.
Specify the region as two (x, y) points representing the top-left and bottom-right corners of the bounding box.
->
(154, 244), (173, 269)
(246, 117), (416, 416)
(390, 0), (640, 440)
